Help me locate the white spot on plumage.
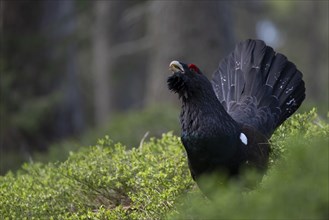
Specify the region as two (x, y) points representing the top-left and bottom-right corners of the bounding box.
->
(235, 61), (241, 70)
(184, 91), (188, 99)
(285, 86), (294, 94)
(240, 133), (248, 145)
(286, 98), (296, 106)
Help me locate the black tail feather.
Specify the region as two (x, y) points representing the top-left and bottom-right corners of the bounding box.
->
(211, 39), (305, 137)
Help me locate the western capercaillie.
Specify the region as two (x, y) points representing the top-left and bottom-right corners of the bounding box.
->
(167, 39), (305, 192)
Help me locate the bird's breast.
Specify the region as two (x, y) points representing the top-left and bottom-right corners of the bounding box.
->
(181, 135), (238, 164)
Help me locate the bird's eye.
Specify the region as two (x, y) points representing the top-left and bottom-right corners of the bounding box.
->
(188, 64), (201, 74)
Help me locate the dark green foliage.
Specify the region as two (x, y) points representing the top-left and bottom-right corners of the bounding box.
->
(0, 109), (328, 219)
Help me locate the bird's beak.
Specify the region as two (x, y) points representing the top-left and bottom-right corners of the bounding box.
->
(169, 60), (184, 73)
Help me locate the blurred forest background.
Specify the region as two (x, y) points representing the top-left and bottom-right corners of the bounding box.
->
(1, 0), (328, 174)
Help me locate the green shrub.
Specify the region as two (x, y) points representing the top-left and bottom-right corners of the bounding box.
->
(270, 108), (329, 164)
(0, 133), (193, 219)
(0, 109), (328, 219)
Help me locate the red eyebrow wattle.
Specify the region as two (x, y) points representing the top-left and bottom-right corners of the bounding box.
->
(188, 64), (200, 73)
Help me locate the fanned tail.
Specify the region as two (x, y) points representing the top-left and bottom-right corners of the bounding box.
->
(211, 39), (305, 137)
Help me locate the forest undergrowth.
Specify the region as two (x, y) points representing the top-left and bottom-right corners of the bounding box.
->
(0, 109), (328, 219)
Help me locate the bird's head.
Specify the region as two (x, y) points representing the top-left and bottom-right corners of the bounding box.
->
(168, 60), (202, 75)
(167, 60), (211, 100)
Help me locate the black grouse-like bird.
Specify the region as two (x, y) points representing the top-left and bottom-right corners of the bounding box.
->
(167, 39), (305, 189)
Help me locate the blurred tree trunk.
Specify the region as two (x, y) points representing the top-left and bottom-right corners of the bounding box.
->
(92, 1), (132, 126)
(92, 1), (112, 126)
(92, 1), (150, 125)
(41, 0), (85, 139)
(145, 1), (235, 105)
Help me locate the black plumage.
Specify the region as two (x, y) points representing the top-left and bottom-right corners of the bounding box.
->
(167, 39), (305, 190)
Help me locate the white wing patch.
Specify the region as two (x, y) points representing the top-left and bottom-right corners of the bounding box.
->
(240, 133), (248, 145)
